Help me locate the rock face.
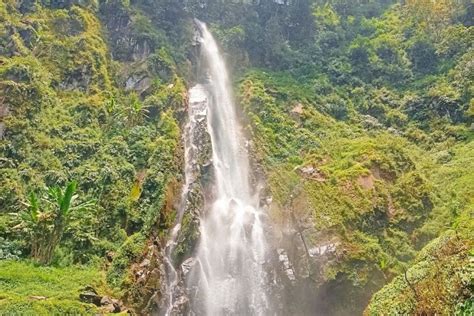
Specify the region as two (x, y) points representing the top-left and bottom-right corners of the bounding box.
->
(59, 65), (93, 91)
(277, 248), (296, 282)
(243, 180), (353, 315)
(143, 84), (212, 314)
(125, 72), (152, 93)
(99, 0), (178, 97)
(100, 1), (150, 63)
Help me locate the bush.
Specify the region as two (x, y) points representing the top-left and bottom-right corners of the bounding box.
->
(107, 233), (146, 289)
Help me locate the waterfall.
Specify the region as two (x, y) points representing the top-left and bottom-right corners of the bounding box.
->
(163, 20), (272, 315)
(188, 20), (270, 314)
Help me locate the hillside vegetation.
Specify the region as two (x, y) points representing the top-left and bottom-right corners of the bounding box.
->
(0, 0), (472, 314)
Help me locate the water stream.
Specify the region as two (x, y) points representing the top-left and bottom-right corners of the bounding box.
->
(164, 21), (271, 315)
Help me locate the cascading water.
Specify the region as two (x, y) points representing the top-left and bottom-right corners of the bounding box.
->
(164, 20), (272, 315)
(162, 84), (207, 315)
(186, 21), (270, 315)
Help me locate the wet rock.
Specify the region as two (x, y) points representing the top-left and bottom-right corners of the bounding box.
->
(170, 294), (190, 315)
(308, 243), (339, 257)
(258, 188), (273, 209)
(277, 248), (296, 282)
(181, 257), (196, 276)
(172, 193), (201, 264)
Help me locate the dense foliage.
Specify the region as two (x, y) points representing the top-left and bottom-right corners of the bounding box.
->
(0, 0), (472, 314)
(0, 0), (187, 309)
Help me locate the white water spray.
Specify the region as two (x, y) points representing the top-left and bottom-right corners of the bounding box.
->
(186, 21), (271, 315)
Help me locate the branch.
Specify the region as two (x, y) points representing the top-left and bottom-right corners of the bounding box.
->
(404, 268), (419, 300)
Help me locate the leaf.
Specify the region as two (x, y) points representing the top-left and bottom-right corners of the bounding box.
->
(47, 186), (62, 206)
(28, 192), (40, 223)
(60, 181), (77, 216)
(69, 199), (96, 212)
(130, 182), (142, 202)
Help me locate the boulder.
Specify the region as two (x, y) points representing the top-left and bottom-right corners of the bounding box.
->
(297, 165), (326, 182)
(101, 296), (112, 305)
(100, 296), (125, 313)
(291, 103), (304, 115)
(79, 291), (102, 306)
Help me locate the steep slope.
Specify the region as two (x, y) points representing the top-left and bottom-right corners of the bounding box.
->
(0, 0), (189, 311)
(0, 0), (472, 314)
(233, 2), (473, 314)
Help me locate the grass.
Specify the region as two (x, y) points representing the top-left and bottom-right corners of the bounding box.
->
(0, 260), (111, 314)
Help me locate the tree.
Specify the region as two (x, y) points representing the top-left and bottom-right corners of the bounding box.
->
(287, 0), (314, 46)
(404, 0), (464, 39)
(19, 181), (94, 264)
(408, 38), (438, 74)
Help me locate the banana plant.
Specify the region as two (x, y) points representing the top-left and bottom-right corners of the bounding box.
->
(20, 181), (95, 264)
(125, 93), (149, 127)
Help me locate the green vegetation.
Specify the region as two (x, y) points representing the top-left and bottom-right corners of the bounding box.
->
(1, 0), (187, 311)
(0, 0), (186, 246)
(19, 181), (95, 264)
(366, 231), (473, 315)
(0, 0), (472, 314)
(230, 0), (473, 313)
(0, 260), (109, 314)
